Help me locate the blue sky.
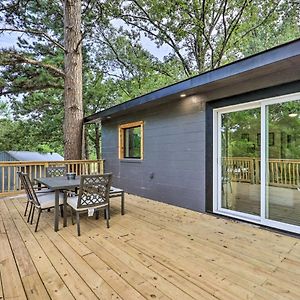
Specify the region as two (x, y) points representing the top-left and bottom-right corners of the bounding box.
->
(0, 31), (19, 48)
(0, 30), (171, 58)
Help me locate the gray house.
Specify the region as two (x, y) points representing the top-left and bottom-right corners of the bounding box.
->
(85, 39), (300, 234)
(0, 151), (63, 192)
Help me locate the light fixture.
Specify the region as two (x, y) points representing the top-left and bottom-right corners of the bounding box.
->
(288, 113), (298, 117)
(180, 93), (186, 98)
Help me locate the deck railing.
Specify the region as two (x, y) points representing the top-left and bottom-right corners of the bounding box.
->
(224, 157), (300, 188)
(0, 160), (104, 195)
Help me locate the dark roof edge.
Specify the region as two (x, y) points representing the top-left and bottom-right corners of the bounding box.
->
(84, 38), (300, 124)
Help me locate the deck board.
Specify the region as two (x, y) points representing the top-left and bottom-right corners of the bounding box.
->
(0, 194), (299, 300)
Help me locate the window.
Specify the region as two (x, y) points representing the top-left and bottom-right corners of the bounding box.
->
(119, 121), (144, 159)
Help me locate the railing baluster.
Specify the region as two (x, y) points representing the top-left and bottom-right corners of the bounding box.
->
(284, 162), (287, 185)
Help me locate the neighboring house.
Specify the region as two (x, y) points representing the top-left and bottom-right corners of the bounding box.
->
(0, 151), (63, 192)
(85, 38), (300, 234)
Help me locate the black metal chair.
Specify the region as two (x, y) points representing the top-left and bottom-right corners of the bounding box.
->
(17, 171), (52, 218)
(66, 174), (112, 236)
(22, 173), (65, 232)
(45, 165), (72, 212)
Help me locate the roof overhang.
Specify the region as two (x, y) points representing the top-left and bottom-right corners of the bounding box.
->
(84, 39), (300, 124)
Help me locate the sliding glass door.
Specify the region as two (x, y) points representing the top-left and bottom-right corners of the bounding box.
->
(215, 93), (300, 233)
(266, 100), (300, 227)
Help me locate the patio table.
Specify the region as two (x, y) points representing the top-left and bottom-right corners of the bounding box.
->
(35, 176), (80, 232)
(35, 176), (125, 232)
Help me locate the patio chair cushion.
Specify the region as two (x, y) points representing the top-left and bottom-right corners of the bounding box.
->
(110, 187), (123, 194)
(67, 196), (107, 211)
(38, 192), (64, 209)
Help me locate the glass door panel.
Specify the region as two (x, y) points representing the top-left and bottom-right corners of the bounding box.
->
(266, 100), (300, 226)
(221, 108), (261, 215)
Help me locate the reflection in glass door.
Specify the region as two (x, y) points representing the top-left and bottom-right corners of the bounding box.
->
(220, 108), (261, 216)
(215, 93), (300, 234)
(266, 100), (300, 227)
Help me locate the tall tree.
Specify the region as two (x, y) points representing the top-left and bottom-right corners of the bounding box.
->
(63, 0), (83, 160)
(0, 0), (85, 159)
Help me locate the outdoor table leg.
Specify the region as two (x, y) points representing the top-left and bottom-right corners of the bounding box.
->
(121, 192), (125, 215)
(63, 191), (67, 227)
(54, 190), (59, 232)
(104, 202), (109, 220)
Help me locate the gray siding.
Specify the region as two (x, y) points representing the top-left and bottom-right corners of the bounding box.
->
(102, 96), (206, 212)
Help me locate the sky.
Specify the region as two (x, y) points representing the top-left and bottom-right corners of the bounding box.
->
(0, 31), (20, 48)
(0, 33), (25, 106)
(0, 28), (171, 58)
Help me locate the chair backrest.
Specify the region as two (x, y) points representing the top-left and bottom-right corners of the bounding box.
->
(21, 172), (40, 206)
(17, 171), (33, 203)
(46, 166), (66, 177)
(17, 171), (25, 191)
(77, 174), (112, 209)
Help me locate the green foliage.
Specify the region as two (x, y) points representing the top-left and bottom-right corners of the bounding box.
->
(222, 101), (300, 160)
(222, 108), (261, 158)
(0, 89), (64, 154)
(235, 0), (300, 57)
(109, 0), (300, 74)
(0, 117), (63, 154)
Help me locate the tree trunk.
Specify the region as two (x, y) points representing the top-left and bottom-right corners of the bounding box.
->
(63, 0), (83, 160)
(95, 123), (101, 160)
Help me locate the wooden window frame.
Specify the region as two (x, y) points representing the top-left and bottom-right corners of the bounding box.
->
(119, 121), (144, 160)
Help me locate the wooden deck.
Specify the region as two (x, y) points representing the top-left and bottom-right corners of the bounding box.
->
(0, 194), (299, 300)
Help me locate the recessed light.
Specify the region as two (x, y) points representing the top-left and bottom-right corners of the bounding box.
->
(180, 94), (186, 98)
(288, 113), (298, 117)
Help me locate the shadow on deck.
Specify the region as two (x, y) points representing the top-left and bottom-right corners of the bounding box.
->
(0, 193), (299, 300)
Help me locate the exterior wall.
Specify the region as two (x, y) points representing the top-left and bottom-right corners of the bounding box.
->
(102, 95), (206, 212)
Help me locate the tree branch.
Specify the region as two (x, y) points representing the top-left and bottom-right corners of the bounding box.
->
(125, 0), (192, 76)
(0, 82), (64, 96)
(0, 28), (65, 51)
(234, 2), (280, 43)
(3, 52), (65, 78)
(100, 34), (134, 76)
(214, 0), (251, 68)
(102, 70), (125, 80)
